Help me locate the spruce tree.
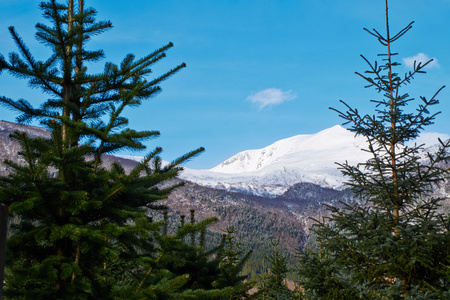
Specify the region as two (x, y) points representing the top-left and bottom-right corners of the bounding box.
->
(0, 1), (254, 298)
(215, 226), (255, 299)
(297, 1), (450, 299)
(259, 239), (292, 300)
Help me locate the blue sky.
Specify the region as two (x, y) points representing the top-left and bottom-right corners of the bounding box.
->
(1, 0), (450, 169)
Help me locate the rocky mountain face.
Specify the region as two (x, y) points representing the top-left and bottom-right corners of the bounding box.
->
(0, 121), (50, 176)
(0, 120), (137, 176)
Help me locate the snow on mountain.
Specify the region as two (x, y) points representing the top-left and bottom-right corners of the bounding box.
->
(180, 125), (372, 197)
(1, 120), (447, 198)
(210, 125), (366, 174)
(180, 126), (450, 197)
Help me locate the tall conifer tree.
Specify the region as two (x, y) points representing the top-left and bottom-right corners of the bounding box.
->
(0, 1), (253, 298)
(297, 1), (450, 299)
(215, 226), (255, 299)
(258, 239), (291, 299)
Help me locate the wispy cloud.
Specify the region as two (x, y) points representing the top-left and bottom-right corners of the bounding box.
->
(403, 53), (440, 69)
(247, 88), (296, 109)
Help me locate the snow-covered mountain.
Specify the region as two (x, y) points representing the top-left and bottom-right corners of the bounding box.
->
(2, 120), (446, 198)
(180, 125), (371, 197)
(180, 125), (450, 197)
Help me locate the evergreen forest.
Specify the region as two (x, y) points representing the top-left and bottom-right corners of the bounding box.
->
(0, 0), (449, 299)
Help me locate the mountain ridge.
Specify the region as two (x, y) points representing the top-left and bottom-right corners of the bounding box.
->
(2, 120), (448, 198)
(180, 125), (371, 196)
(180, 125), (450, 197)
(1, 120), (448, 279)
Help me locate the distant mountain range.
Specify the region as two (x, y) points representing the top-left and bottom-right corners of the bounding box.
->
(1, 120), (448, 278)
(181, 125), (449, 197)
(2, 119), (448, 201)
(2, 119), (447, 198)
(0, 120), (137, 176)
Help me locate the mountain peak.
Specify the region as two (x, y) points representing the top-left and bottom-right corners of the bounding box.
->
(209, 125), (359, 174)
(181, 125), (371, 196)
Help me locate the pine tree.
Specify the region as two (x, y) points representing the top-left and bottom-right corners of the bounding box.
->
(0, 1), (253, 298)
(215, 225), (255, 299)
(115, 213), (242, 299)
(297, 1), (450, 299)
(259, 239), (292, 300)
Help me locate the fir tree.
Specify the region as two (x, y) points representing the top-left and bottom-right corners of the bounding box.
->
(298, 1), (450, 299)
(259, 239), (292, 300)
(0, 1), (254, 298)
(215, 225), (255, 299)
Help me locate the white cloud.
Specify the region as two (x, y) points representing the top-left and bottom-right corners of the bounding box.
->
(247, 88), (296, 109)
(403, 53), (440, 69)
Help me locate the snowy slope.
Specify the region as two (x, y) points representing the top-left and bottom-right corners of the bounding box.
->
(180, 125), (372, 197)
(210, 125), (366, 174)
(2, 120), (445, 198)
(180, 126), (450, 197)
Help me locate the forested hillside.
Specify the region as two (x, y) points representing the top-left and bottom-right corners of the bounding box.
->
(0, 120), (354, 280)
(2, 119), (450, 286)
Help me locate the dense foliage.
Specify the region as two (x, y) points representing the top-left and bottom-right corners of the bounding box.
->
(258, 239), (292, 299)
(297, 1), (450, 299)
(0, 1), (255, 298)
